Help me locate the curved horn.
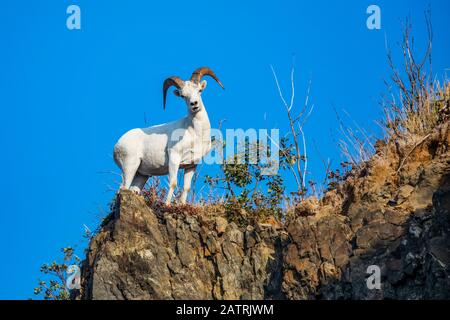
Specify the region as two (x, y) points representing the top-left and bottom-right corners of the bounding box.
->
(163, 76), (185, 109)
(190, 67), (224, 89)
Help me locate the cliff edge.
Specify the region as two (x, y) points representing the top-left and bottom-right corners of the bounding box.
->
(80, 122), (450, 300)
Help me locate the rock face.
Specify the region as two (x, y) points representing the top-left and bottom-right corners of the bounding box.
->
(81, 191), (285, 300)
(81, 123), (450, 300)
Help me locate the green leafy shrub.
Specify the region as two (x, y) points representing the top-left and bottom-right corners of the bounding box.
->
(205, 138), (294, 224)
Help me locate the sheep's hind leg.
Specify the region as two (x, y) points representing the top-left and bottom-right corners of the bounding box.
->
(120, 159), (141, 191)
(130, 173), (148, 194)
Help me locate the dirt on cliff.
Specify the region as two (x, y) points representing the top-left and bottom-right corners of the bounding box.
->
(79, 121), (450, 300)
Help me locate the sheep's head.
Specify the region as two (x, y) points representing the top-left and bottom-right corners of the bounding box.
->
(163, 67), (224, 114)
(174, 80), (208, 114)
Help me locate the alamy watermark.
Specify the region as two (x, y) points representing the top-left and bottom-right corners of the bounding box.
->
(366, 5), (381, 30)
(66, 265), (81, 290)
(366, 265), (381, 290)
(171, 127), (280, 176)
(66, 5), (81, 30)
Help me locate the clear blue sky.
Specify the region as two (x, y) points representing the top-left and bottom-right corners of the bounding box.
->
(0, 0), (448, 299)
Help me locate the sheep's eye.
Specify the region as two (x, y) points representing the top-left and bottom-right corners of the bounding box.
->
(199, 90), (203, 93)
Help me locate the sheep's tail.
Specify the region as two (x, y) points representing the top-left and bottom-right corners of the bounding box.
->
(113, 144), (125, 170)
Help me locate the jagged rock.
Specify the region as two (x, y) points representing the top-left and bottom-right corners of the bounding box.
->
(395, 185), (415, 204)
(214, 217), (228, 235)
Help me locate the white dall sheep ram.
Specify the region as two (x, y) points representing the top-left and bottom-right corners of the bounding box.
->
(113, 67), (224, 204)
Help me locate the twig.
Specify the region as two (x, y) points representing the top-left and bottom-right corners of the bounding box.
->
(299, 125), (307, 189)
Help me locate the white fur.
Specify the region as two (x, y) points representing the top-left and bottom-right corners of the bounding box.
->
(114, 80), (211, 204)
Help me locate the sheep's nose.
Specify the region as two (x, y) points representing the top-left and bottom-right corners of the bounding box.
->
(190, 101), (198, 106)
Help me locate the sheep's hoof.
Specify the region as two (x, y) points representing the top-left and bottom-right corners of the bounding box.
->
(129, 186), (141, 195)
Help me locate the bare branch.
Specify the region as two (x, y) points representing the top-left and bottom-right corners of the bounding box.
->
(270, 65), (290, 111)
(299, 125), (307, 189)
(271, 62), (314, 196)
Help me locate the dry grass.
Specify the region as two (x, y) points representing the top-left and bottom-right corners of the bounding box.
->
(335, 108), (376, 166)
(384, 80), (450, 138)
(338, 14), (449, 170)
(141, 176), (226, 218)
(383, 13), (449, 139)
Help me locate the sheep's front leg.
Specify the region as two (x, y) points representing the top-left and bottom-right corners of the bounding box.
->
(180, 166), (196, 204)
(165, 154), (181, 205)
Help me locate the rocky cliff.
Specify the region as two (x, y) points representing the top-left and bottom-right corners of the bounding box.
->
(80, 122), (450, 300)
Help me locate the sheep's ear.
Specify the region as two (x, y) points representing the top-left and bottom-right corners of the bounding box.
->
(200, 80), (207, 90)
(173, 89), (181, 97)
